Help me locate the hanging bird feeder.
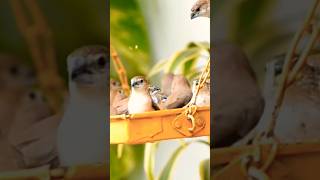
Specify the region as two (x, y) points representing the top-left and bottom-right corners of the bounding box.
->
(110, 44), (210, 145)
(212, 0), (320, 179)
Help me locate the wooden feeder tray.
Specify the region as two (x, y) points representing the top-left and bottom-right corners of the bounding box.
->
(0, 164), (108, 179)
(110, 106), (210, 144)
(212, 142), (320, 179)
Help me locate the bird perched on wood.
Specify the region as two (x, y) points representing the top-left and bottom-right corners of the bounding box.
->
(274, 54), (320, 143)
(110, 79), (127, 115)
(213, 42), (264, 147)
(8, 90), (60, 168)
(192, 79), (210, 106)
(128, 76), (155, 114)
(0, 54), (35, 135)
(58, 45), (108, 166)
(191, 0), (210, 19)
(162, 74), (192, 109)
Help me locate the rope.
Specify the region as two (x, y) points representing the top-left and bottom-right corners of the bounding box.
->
(10, 0), (66, 112)
(110, 45), (130, 96)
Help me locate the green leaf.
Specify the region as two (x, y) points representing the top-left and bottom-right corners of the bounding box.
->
(147, 59), (169, 78)
(158, 142), (190, 180)
(199, 159), (210, 180)
(144, 143), (159, 180)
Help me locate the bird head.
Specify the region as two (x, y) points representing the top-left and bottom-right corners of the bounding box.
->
(67, 45), (108, 89)
(0, 54), (35, 89)
(110, 79), (121, 90)
(191, 0), (210, 19)
(192, 78), (210, 93)
(130, 76), (148, 92)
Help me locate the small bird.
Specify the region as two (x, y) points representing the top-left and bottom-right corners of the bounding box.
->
(58, 45), (108, 166)
(191, 0), (210, 19)
(110, 79), (127, 115)
(213, 42), (264, 147)
(161, 73), (174, 96)
(8, 90), (60, 168)
(162, 74), (193, 109)
(148, 85), (168, 110)
(128, 76), (154, 114)
(192, 79), (210, 106)
(274, 54), (320, 143)
(0, 54), (35, 135)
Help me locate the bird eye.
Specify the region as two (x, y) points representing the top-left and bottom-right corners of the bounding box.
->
(28, 92), (36, 100)
(196, 7), (200, 12)
(97, 57), (106, 67)
(9, 66), (18, 75)
(140, 79), (143, 83)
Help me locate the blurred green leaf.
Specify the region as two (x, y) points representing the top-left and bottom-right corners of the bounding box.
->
(199, 159), (210, 180)
(144, 143), (159, 180)
(110, 0), (151, 79)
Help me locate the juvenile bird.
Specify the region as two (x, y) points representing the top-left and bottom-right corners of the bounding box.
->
(213, 43), (264, 147)
(148, 85), (168, 110)
(128, 76), (154, 114)
(191, 0), (210, 19)
(58, 45), (108, 166)
(110, 79), (127, 115)
(8, 90), (59, 168)
(0, 54), (35, 135)
(192, 79), (210, 106)
(161, 73), (174, 96)
(163, 74), (192, 109)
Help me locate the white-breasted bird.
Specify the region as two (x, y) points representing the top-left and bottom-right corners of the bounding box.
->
(58, 45), (108, 166)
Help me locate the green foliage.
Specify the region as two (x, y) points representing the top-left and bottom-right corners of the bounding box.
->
(110, 0), (151, 79)
(148, 42), (210, 80)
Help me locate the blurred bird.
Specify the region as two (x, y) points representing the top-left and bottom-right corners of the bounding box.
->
(161, 73), (174, 96)
(128, 76), (154, 114)
(0, 54), (35, 135)
(274, 54), (320, 143)
(213, 43), (264, 147)
(110, 79), (127, 115)
(191, 0), (210, 19)
(148, 85), (168, 110)
(58, 45), (108, 166)
(192, 79), (210, 106)
(162, 74), (192, 109)
(8, 90), (60, 168)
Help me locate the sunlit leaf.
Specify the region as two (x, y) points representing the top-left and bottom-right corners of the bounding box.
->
(199, 159), (210, 180)
(144, 143), (159, 180)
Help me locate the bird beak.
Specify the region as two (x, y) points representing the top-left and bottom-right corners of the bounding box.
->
(71, 65), (92, 81)
(191, 11), (199, 19)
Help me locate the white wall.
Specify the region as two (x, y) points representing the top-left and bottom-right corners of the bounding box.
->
(139, 0), (210, 180)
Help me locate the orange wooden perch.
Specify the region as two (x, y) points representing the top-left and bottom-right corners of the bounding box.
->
(110, 106), (210, 144)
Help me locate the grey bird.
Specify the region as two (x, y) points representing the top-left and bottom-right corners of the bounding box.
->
(58, 45), (108, 166)
(128, 76), (155, 114)
(148, 85), (168, 110)
(191, 0), (210, 19)
(213, 43), (265, 147)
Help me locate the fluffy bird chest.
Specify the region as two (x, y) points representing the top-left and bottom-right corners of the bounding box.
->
(128, 91), (153, 114)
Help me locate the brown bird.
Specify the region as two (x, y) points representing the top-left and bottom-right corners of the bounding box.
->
(7, 90), (60, 168)
(161, 73), (174, 96)
(213, 42), (264, 147)
(274, 54), (320, 143)
(191, 0), (210, 19)
(110, 79), (127, 115)
(128, 76), (154, 114)
(192, 79), (210, 106)
(0, 54), (35, 135)
(162, 74), (192, 109)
